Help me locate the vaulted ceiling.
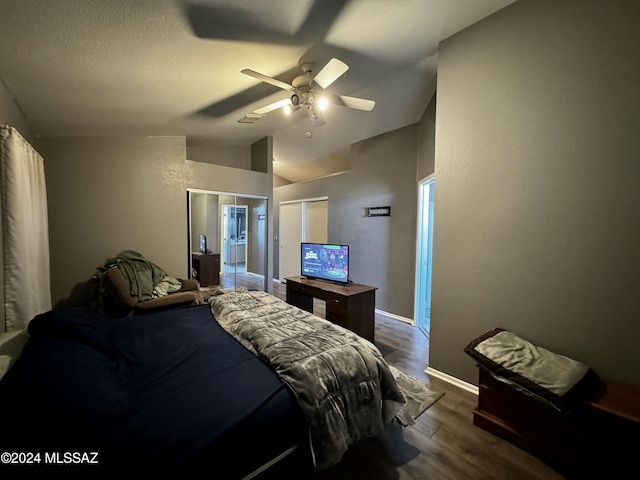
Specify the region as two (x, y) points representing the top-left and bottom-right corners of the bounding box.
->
(0, 0), (515, 181)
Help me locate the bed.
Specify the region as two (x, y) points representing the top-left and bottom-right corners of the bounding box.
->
(0, 290), (407, 478)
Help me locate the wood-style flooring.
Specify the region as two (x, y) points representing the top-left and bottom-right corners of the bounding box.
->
(218, 274), (568, 480)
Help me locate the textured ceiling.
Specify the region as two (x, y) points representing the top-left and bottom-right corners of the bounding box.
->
(0, 0), (515, 181)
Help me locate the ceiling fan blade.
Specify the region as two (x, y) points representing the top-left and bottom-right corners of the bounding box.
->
(312, 58), (349, 89)
(241, 69), (294, 91)
(328, 94), (375, 111)
(307, 104), (326, 127)
(253, 98), (292, 115)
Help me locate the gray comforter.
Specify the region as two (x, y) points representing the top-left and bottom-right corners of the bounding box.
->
(209, 290), (406, 469)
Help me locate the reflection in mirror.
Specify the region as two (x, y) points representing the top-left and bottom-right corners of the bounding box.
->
(221, 202), (247, 274)
(188, 190), (267, 293)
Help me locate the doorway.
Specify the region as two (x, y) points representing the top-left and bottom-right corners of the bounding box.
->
(221, 204), (248, 274)
(415, 175), (435, 338)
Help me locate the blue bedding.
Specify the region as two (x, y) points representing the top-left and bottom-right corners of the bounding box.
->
(0, 305), (306, 477)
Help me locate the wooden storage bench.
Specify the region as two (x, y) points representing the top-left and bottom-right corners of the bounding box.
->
(464, 328), (640, 478)
(474, 367), (640, 479)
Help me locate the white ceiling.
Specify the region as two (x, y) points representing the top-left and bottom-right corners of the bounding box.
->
(0, 0), (515, 181)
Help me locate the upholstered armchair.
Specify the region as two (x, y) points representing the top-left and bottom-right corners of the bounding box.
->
(100, 265), (203, 318)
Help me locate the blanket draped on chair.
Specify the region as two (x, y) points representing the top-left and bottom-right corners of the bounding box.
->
(96, 250), (171, 301)
(209, 290), (406, 469)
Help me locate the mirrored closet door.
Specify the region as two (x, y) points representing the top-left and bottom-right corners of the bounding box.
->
(187, 189), (268, 292)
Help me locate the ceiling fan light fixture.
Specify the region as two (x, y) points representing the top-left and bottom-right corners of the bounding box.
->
(241, 57), (374, 127)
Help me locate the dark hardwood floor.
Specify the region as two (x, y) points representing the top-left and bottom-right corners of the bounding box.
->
(218, 275), (568, 480)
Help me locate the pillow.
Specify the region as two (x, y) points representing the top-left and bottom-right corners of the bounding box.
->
(0, 329), (29, 380)
(464, 327), (596, 412)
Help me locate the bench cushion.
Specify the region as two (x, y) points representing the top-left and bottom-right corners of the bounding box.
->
(465, 327), (595, 412)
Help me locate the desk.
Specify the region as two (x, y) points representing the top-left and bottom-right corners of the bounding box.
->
(285, 276), (377, 343)
(192, 253), (220, 287)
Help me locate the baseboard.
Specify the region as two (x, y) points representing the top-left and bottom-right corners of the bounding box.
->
(425, 367), (479, 395)
(374, 309), (413, 325)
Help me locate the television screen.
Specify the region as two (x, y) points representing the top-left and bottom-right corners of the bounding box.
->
(199, 234), (207, 254)
(301, 243), (349, 284)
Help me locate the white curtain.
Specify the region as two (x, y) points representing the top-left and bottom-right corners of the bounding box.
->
(0, 125), (51, 332)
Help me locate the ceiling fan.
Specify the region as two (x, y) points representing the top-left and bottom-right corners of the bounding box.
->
(240, 58), (375, 128)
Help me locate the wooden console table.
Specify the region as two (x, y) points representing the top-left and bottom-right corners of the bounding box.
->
(284, 276), (377, 343)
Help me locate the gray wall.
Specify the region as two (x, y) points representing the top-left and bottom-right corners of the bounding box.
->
(0, 79), (36, 145)
(274, 123), (420, 319)
(190, 193), (207, 252)
(40, 135), (273, 306)
(417, 94), (436, 181)
(186, 143), (251, 170)
(252, 136), (274, 285)
(206, 194), (219, 253)
(189, 193), (219, 254)
(247, 197), (267, 276)
(431, 0), (640, 386)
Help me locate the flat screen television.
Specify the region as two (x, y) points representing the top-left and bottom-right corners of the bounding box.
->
(301, 242), (349, 284)
(199, 234), (208, 254)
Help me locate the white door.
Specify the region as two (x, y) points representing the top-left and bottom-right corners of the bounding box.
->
(280, 202), (303, 281)
(279, 199), (328, 282)
(303, 200), (328, 244)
